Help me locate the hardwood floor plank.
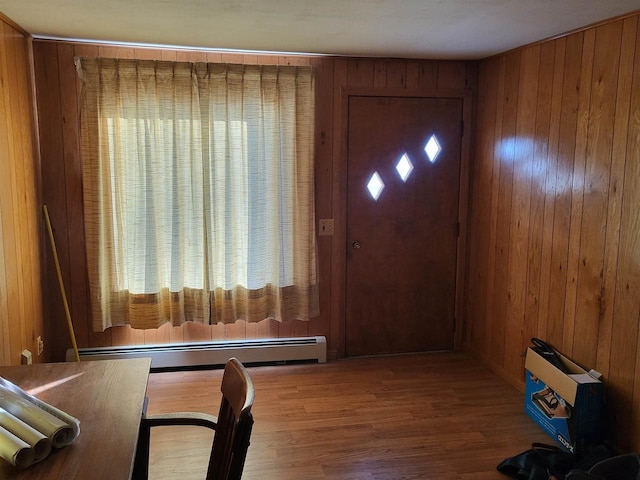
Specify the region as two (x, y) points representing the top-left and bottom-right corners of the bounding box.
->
(145, 353), (549, 479)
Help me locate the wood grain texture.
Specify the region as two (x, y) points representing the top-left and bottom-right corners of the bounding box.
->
(30, 40), (474, 362)
(144, 353), (550, 480)
(0, 19), (44, 366)
(465, 12), (640, 451)
(0, 358), (151, 480)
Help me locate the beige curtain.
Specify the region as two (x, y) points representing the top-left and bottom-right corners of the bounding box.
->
(77, 58), (318, 332)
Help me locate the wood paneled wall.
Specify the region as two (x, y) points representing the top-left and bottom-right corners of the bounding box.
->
(0, 16), (45, 365)
(465, 13), (640, 451)
(31, 40), (476, 362)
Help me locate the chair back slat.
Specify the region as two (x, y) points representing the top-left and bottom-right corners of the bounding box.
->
(206, 359), (254, 480)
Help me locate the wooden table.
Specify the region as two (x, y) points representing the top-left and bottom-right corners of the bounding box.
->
(0, 357), (151, 479)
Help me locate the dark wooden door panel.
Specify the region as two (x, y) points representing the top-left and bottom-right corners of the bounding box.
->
(346, 96), (463, 356)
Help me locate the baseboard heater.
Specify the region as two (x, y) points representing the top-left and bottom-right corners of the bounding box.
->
(66, 336), (326, 369)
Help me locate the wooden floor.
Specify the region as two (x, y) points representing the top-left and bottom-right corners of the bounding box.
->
(144, 352), (550, 479)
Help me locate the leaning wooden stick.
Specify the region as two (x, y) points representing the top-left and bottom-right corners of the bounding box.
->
(42, 205), (80, 363)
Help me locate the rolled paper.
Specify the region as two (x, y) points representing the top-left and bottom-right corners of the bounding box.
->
(0, 377), (80, 448)
(0, 385), (73, 449)
(0, 408), (51, 463)
(0, 425), (34, 469)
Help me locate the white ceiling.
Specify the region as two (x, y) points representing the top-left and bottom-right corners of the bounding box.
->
(1, 0), (640, 59)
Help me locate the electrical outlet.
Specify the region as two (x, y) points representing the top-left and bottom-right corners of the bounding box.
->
(37, 336), (44, 356)
(319, 219), (334, 236)
(21, 349), (33, 365)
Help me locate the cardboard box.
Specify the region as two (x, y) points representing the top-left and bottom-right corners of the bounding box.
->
(524, 347), (603, 454)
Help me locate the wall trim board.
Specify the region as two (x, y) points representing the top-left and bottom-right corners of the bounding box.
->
(0, 12), (29, 38)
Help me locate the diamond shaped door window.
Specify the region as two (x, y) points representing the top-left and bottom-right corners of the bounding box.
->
(424, 135), (442, 163)
(367, 172), (385, 201)
(395, 153), (413, 182)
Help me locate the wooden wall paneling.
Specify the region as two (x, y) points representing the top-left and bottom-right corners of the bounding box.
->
(161, 49), (178, 62)
(454, 90), (473, 349)
(330, 58), (348, 358)
(572, 22), (623, 368)
(0, 22), (44, 366)
(3, 23), (30, 362)
(481, 56), (507, 362)
(405, 62), (420, 89)
(56, 43), (89, 350)
(4, 25), (32, 357)
(109, 325), (142, 346)
(419, 63), (438, 89)
(279, 55), (308, 66)
(385, 61), (406, 88)
(133, 47), (164, 60)
(608, 19), (640, 452)
(561, 29), (596, 358)
(244, 319), (261, 340)
(523, 43), (554, 356)
(221, 52), (244, 64)
(206, 51), (223, 63)
(182, 320), (213, 343)
(176, 49), (207, 63)
(467, 11), (640, 451)
(33, 41), (74, 363)
(545, 33), (583, 349)
(309, 57), (334, 342)
(491, 52), (520, 370)
(16, 35), (44, 359)
(597, 16), (638, 378)
(0, 23), (16, 365)
(98, 45), (134, 59)
(278, 320), (309, 339)
(347, 59), (374, 87)
(504, 46), (539, 379)
(31, 41), (474, 360)
(0, 204), (9, 365)
(373, 60), (387, 87)
(463, 57), (498, 352)
(536, 38), (566, 343)
(437, 61), (467, 90)
(144, 322), (172, 345)
(253, 316), (279, 340)
(7, 31), (30, 327)
(464, 61), (479, 91)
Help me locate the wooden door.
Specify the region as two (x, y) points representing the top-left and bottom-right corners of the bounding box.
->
(345, 95), (463, 356)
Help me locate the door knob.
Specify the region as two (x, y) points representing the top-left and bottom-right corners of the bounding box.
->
(352, 241), (361, 250)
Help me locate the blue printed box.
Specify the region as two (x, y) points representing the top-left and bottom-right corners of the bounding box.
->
(524, 347), (603, 455)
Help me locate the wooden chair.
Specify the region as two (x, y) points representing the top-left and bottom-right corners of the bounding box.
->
(133, 358), (255, 480)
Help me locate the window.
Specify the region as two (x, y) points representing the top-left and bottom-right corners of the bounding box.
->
(78, 58), (318, 332)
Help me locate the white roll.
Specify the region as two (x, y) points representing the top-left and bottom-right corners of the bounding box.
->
(0, 425), (34, 469)
(0, 408), (51, 462)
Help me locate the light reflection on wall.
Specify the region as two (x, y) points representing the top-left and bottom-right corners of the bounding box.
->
(495, 136), (582, 195)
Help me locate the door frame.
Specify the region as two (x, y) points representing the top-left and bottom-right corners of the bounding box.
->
(331, 87), (473, 358)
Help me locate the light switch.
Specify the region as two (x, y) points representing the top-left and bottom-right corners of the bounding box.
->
(319, 219), (334, 236)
